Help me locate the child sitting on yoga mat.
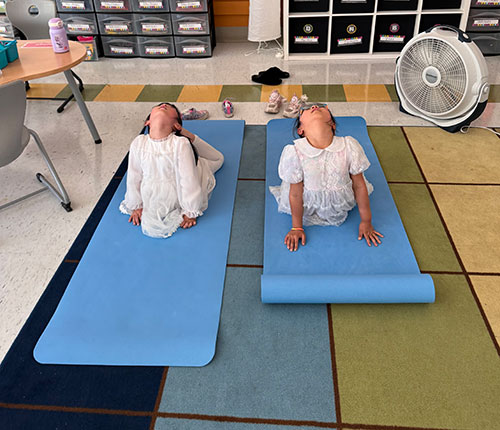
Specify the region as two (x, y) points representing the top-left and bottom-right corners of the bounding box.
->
(270, 104), (383, 251)
(119, 103), (224, 238)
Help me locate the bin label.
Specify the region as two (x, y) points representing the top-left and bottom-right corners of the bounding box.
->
(68, 23), (92, 32)
(341, 0), (368, 2)
(338, 36), (362, 46)
(105, 24), (130, 33)
(146, 46), (170, 55)
(380, 34), (405, 43)
(177, 1), (201, 9)
(142, 23), (166, 32)
(179, 22), (203, 31)
(303, 24), (313, 33)
(139, 1), (163, 8)
(111, 46), (133, 54)
(294, 35), (319, 44)
(477, 0), (500, 4)
(346, 24), (357, 34)
(473, 19), (499, 27)
(62, 1), (85, 8)
(183, 45), (206, 54)
(101, 1), (126, 9)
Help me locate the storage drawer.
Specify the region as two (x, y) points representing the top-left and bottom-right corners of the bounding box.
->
(131, 0), (169, 12)
(137, 35), (175, 56)
(0, 16), (14, 38)
(373, 15), (415, 52)
(331, 16), (372, 53)
(169, 0), (207, 13)
(378, 0), (418, 11)
(134, 14), (172, 35)
(290, 0), (329, 13)
(471, 0), (500, 8)
(101, 36), (137, 56)
(332, 0), (374, 14)
(288, 17), (329, 53)
(94, 0), (132, 12)
(98, 13), (134, 35)
(174, 35), (212, 57)
(467, 9), (500, 33)
(56, 0), (94, 12)
(60, 13), (99, 35)
(422, 0), (461, 9)
(419, 13), (461, 32)
(469, 32), (500, 55)
(172, 13), (209, 35)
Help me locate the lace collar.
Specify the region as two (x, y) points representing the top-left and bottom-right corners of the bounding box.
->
(147, 132), (175, 144)
(293, 136), (345, 158)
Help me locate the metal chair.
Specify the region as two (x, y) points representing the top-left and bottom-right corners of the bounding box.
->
(5, 0), (84, 113)
(0, 80), (72, 212)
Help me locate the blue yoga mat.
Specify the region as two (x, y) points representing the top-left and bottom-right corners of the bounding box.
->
(262, 118), (435, 304)
(34, 120), (245, 366)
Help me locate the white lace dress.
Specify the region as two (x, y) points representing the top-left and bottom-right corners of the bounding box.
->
(270, 135), (374, 226)
(119, 133), (223, 238)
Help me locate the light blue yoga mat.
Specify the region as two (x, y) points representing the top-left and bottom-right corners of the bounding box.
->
(34, 120), (245, 366)
(262, 118), (435, 304)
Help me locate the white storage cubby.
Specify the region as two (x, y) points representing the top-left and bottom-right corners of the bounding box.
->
(284, 0), (472, 60)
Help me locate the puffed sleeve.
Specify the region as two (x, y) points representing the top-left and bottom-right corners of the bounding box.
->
(119, 136), (143, 214)
(346, 136), (370, 175)
(175, 137), (204, 219)
(278, 144), (303, 184)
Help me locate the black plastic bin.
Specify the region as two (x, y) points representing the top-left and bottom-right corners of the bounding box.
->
(378, 0), (418, 11)
(373, 14), (416, 52)
(332, 0), (374, 14)
(422, 0), (461, 9)
(289, 0), (329, 13)
(330, 16), (372, 53)
(288, 17), (329, 53)
(419, 14), (462, 32)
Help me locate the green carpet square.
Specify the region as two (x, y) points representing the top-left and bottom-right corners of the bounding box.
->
(369, 127), (423, 182)
(55, 84), (106, 101)
(302, 85), (346, 102)
(136, 85), (184, 102)
(219, 85), (262, 102)
(385, 84), (400, 102)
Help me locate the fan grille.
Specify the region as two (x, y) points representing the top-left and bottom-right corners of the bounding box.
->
(399, 38), (467, 115)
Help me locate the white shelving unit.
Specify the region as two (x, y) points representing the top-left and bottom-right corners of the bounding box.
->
(284, 0), (471, 60)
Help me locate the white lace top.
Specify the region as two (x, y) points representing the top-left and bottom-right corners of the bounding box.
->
(119, 133), (217, 238)
(270, 135), (374, 226)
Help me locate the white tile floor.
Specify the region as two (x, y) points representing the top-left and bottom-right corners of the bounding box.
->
(1, 42), (499, 363)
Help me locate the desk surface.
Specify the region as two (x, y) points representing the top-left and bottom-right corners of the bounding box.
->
(0, 39), (87, 85)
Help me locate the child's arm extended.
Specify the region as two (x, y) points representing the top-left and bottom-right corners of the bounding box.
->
(351, 174), (383, 246)
(285, 182), (306, 252)
(176, 138), (203, 229)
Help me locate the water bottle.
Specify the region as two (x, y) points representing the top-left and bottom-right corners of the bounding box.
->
(48, 18), (69, 53)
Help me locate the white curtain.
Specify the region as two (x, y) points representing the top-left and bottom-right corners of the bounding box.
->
(248, 0), (281, 42)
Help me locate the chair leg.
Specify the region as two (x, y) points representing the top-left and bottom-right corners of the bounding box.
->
(29, 129), (72, 212)
(57, 71), (84, 114)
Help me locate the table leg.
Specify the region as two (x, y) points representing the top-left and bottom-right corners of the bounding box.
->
(63, 69), (102, 144)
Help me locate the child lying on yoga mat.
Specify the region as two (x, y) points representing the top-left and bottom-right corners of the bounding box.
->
(270, 104), (383, 251)
(119, 103), (224, 238)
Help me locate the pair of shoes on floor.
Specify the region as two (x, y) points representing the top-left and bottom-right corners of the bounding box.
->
(222, 98), (234, 118)
(252, 67), (290, 86)
(265, 90), (308, 117)
(181, 107), (209, 121)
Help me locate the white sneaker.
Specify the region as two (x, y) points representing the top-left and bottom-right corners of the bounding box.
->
(283, 94), (308, 118)
(265, 90), (287, 114)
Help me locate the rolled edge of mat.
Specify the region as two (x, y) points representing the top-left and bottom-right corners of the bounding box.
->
(261, 274), (435, 304)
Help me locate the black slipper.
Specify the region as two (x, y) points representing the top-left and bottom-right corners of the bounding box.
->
(251, 70), (282, 86)
(268, 67), (290, 79)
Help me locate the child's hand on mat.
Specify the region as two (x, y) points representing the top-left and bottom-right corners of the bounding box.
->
(285, 230), (306, 252)
(358, 221), (383, 247)
(129, 208), (143, 226)
(181, 214), (197, 229)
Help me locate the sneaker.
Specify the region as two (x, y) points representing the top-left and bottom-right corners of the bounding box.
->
(222, 99), (234, 118)
(283, 93), (308, 118)
(181, 108), (209, 121)
(265, 90), (286, 114)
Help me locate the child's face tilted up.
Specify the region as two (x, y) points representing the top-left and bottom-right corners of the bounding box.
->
(145, 103), (181, 134)
(296, 104), (336, 138)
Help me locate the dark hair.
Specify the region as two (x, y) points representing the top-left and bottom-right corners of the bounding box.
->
(140, 102), (198, 164)
(293, 108), (336, 139)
